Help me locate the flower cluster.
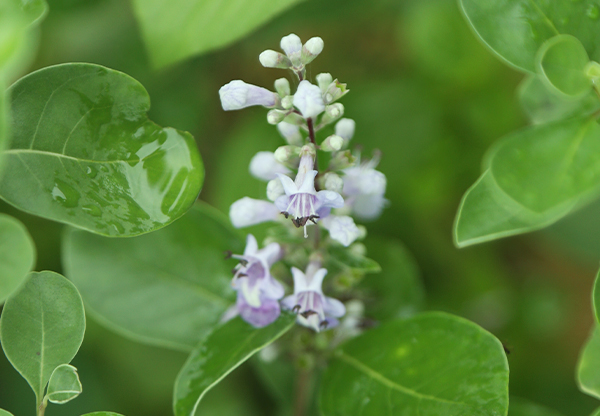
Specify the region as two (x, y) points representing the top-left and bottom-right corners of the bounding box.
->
(219, 34), (387, 331)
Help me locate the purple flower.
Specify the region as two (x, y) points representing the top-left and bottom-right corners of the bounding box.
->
(236, 291), (281, 328)
(343, 157), (387, 221)
(219, 80), (277, 111)
(282, 263), (345, 332)
(275, 153), (343, 237)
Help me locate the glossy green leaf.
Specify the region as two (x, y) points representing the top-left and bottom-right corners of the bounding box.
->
(63, 203), (243, 351)
(46, 364), (82, 404)
(1, 63), (203, 237)
(360, 236), (424, 320)
(460, 0), (600, 72)
(320, 312), (509, 416)
(0, 213), (35, 303)
(536, 35), (591, 96)
(508, 397), (564, 416)
(577, 326), (600, 400)
(0, 410), (14, 416)
(518, 75), (600, 124)
(0, 271), (85, 401)
(173, 312), (295, 416)
(131, 0), (303, 69)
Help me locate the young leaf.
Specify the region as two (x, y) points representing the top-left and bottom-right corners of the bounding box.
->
(62, 202), (243, 351)
(2, 63), (203, 237)
(577, 326), (600, 400)
(536, 35), (591, 96)
(454, 169), (575, 247)
(46, 364), (82, 404)
(460, 0), (600, 72)
(508, 397), (565, 416)
(131, 0), (303, 69)
(320, 312), (509, 416)
(173, 313), (296, 416)
(0, 213), (36, 303)
(0, 0), (47, 70)
(518, 75), (600, 125)
(0, 271), (86, 402)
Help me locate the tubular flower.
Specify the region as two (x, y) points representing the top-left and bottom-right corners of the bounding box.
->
(229, 197), (280, 228)
(282, 263), (345, 332)
(343, 156), (387, 221)
(275, 151), (343, 237)
(219, 80), (277, 111)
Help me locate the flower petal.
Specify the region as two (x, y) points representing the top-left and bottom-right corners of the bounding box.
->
(291, 267), (309, 293)
(321, 215), (360, 247)
(316, 190), (344, 209)
(324, 297), (346, 318)
(249, 151), (291, 181)
(229, 197), (280, 228)
(276, 173), (298, 196)
(237, 293), (281, 328)
(244, 234), (259, 256)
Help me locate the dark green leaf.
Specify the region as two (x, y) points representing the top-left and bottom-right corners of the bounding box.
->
(2, 63), (203, 237)
(46, 364), (82, 404)
(320, 312), (509, 416)
(131, 0), (304, 68)
(518, 75), (600, 124)
(0, 271), (85, 401)
(0, 213), (35, 303)
(508, 397), (564, 416)
(62, 203), (243, 351)
(460, 0), (600, 72)
(536, 35), (591, 96)
(173, 313), (296, 416)
(577, 325), (600, 400)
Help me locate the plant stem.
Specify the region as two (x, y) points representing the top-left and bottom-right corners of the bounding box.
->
(293, 366), (313, 416)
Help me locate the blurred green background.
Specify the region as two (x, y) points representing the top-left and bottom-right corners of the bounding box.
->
(1, 0), (599, 414)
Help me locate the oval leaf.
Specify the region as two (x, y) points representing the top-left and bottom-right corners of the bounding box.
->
(460, 0), (600, 72)
(173, 313), (296, 416)
(46, 364), (82, 404)
(0, 271), (85, 400)
(0, 213), (36, 303)
(2, 63), (203, 237)
(62, 203), (243, 351)
(320, 312), (509, 416)
(131, 0), (303, 68)
(536, 35), (591, 96)
(577, 325), (600, 400)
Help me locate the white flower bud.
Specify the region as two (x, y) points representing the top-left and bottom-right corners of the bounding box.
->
(302, 37), (324, 64)
(249, 151), (291, 181)
(267, 178), (285, 201)
(323, 80), (349, 104)
(219, 80), (277, 111)
(259, 50), (292, 69)
(316, 73), (333, 93)
(277, 122), (304, 146)
(293, 80), (325, 118)
(320, 103), (344, 125)
(320, 134), (344, 152)
(274, 145), (300, 163)
(322, 172), (344, 193)
(335, 118), (355, 141)
(267, 110), (286, 125)
(280, 33), (302, 59)
(281, 95), (294, 110)
(274, 78), (291, 97)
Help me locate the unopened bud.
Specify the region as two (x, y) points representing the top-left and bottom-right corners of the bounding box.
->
(259, 50), (292, 69)
(316, 73), (333, 93)
(335, 118), (355, 141)
(321, 134), (344, 152)
(329, 150), (357, 171)
(267, 178), (285, 201)
(322, 172), (343, 193)
(281, 95), (294, 110)
(277, 122), (304, 146)
(267, 110), (287, 125)
(274, 145), (301, 163)
(320, 103), (344, 125)
(302, 37), (324, 65)
(324, 80), (349, 104)
(281, 33), (303, 67)
(274, 78), (291, 97)
(299, 143), (317, 159)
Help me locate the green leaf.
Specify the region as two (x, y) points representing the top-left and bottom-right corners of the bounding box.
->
(0, 271), (86, 401)
(0, 409), (15, 416)
(131, 0), (304, 69)
(46, 364), (82, 404)
(454, 169), (574, 247)
(2, 63), (203, 237)
(80, 413), (125, 416)
(173, 312), (295, 416)
(62, 202), (243, 351)
(328, 245), (381, 275)
(0, 213), (36, 303)
(460, 0), (600, 72)
(508, 397), (564, 416)
(536, 35), (591, 96)
(518, 75), (600, 124)
(577, 325), (600, 400)
(590, 408), (600, 416)
(320, 312), (509, 416)
(360, 236), (425, 320)
(0, 82), (7, 174)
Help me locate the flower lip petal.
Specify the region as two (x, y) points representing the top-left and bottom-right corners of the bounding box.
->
(316, 190), (344, 209)
(276, 173), (299, 196)
(293, 80), (325, 118)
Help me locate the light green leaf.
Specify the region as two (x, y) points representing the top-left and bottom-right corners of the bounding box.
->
(591, 408), (600, 416)
(0, 82), (7, 174)
(131, 0), (304, 69)
(0, 271), (86, 401)
(2, 63), (203, 237)
(320, 312), (509, 416)
(508, 397), (564, 416)
(536, 35), (591, 96)
(0, 213), (35, 303)
(518, 75), (600, 124)
(460, 0), (600, 72)
(577, 325), (600, 400)
(173, 313), (296, 416)
(80, 413), (125, 416)
(46, 364), (82, 404)
(328, 245), (381, 275)
(0, 409), (15, 416)
(62, 202), (243, 351)
(454, 169), (574, 247)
